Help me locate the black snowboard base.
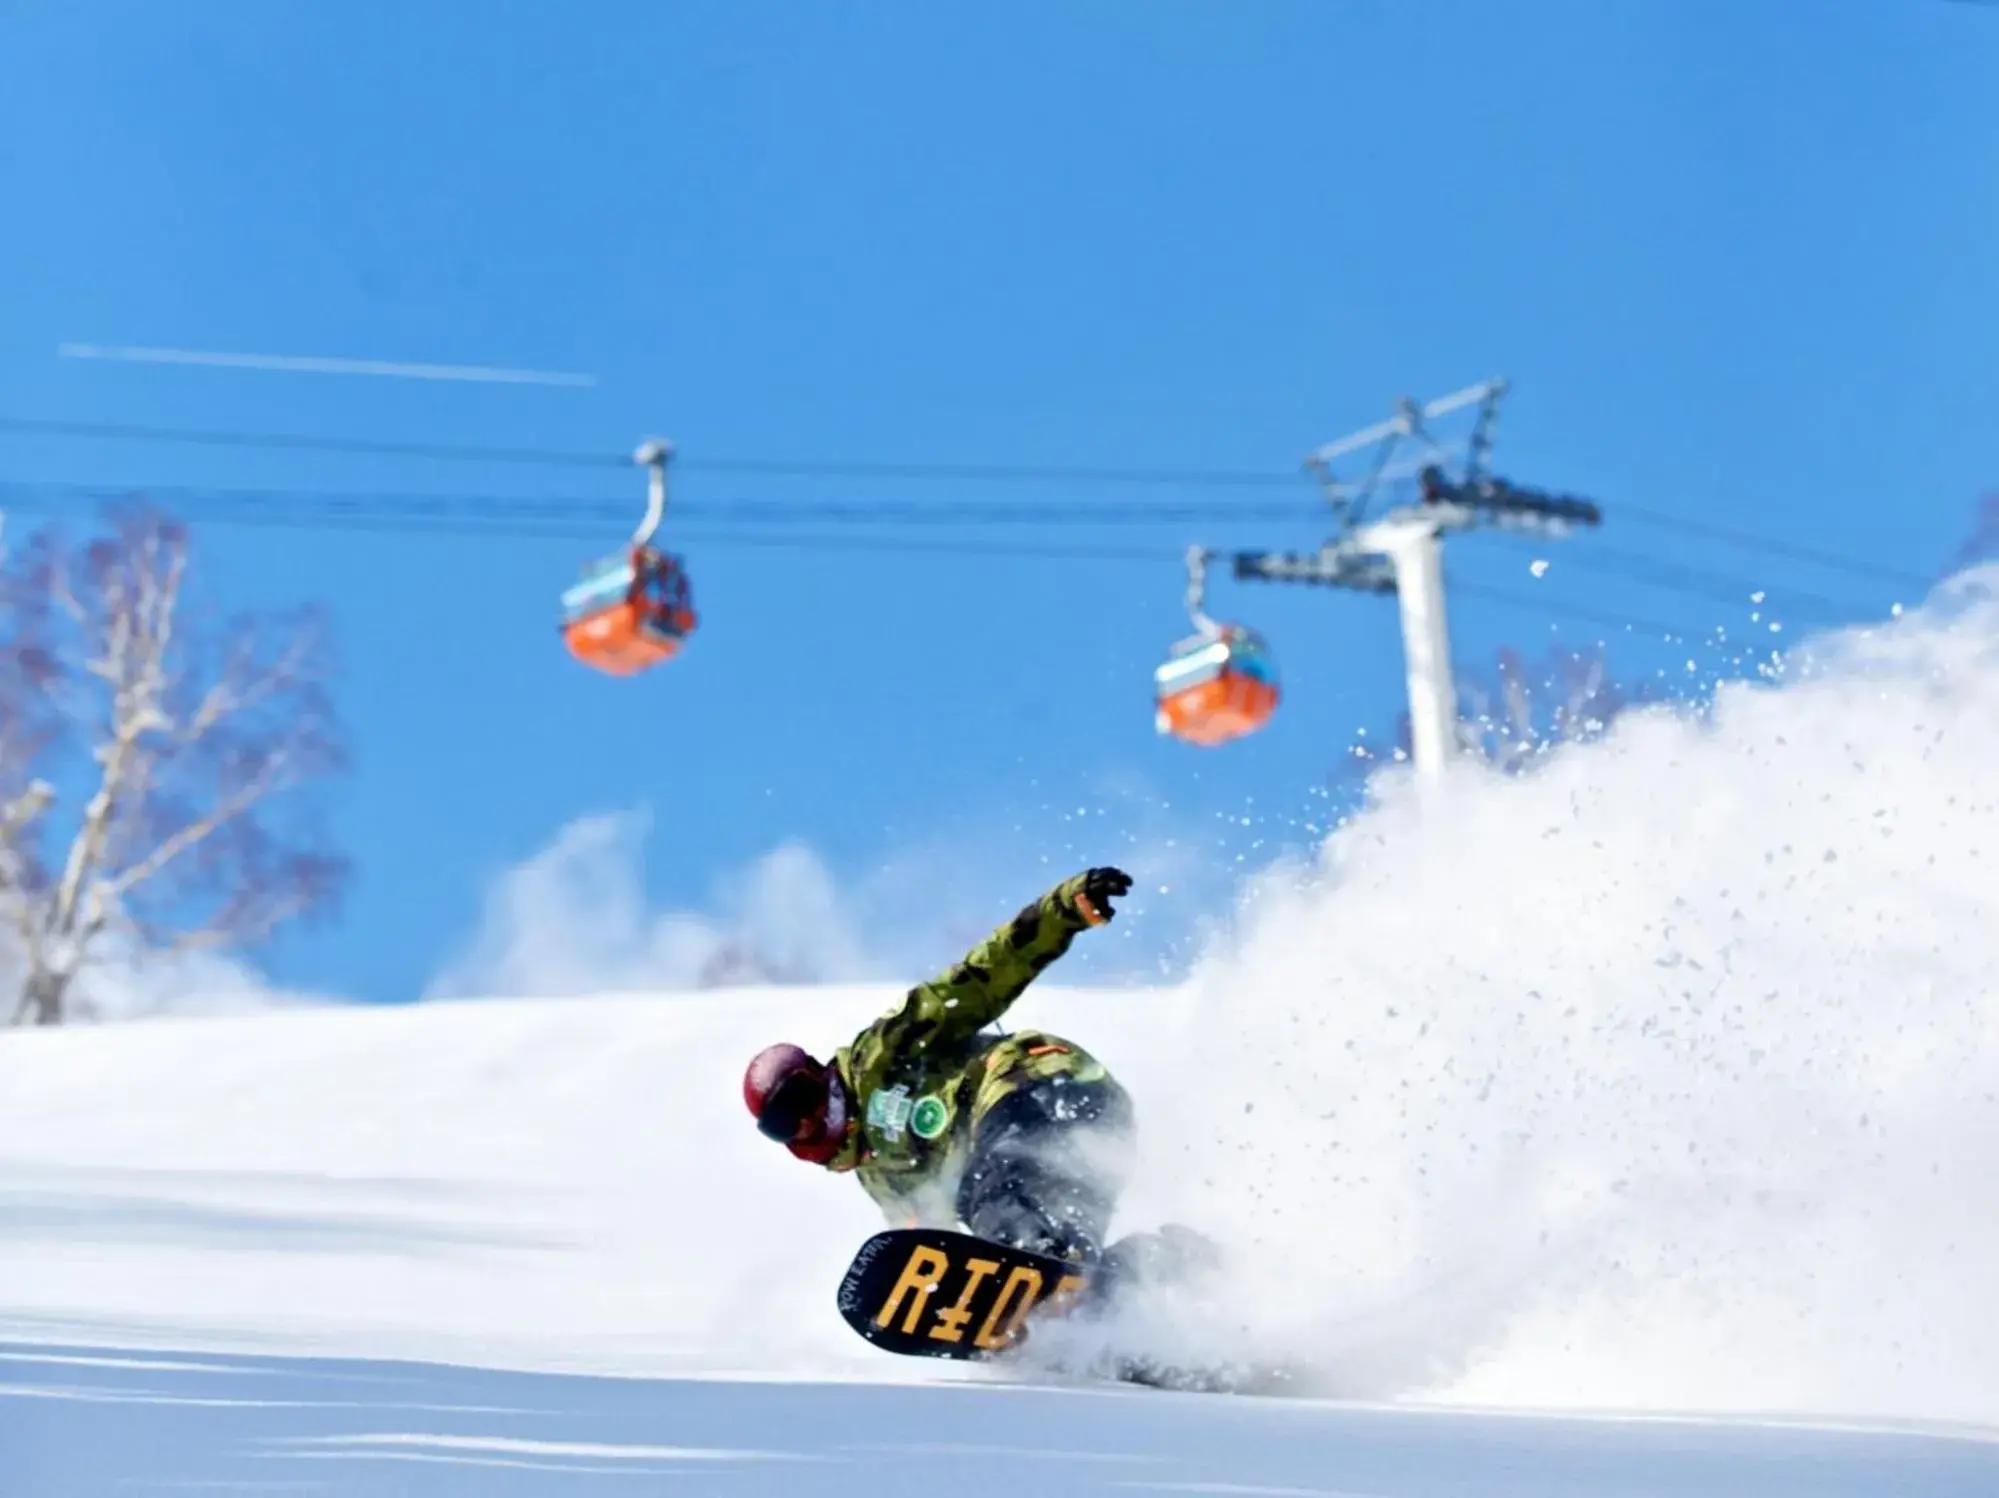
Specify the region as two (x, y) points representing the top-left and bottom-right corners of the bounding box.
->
(835, 1226), (1322, 1397)
(837, 1227), (1090, 1360)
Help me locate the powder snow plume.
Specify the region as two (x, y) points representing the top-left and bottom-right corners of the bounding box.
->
(1100, 565), (1999, 1421)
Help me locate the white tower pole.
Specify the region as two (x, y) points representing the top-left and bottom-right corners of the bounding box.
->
(1355, 514), (1457, 779)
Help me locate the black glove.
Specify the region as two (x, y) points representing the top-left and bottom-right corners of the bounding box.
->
(1071, 866), (1133, 927)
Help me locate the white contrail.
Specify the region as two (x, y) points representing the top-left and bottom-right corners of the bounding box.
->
(57, 342), (597, 389)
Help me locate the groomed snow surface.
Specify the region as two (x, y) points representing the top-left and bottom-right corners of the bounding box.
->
(4, 570), (1999, 1494)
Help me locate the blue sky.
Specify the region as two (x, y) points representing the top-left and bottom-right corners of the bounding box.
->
(0, 0), (1992, 1002)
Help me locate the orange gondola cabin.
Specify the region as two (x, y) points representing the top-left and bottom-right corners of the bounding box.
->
(560, 545), (696, 676)
(1154, 624), (1279, 747)
(562, 437), (696, 676)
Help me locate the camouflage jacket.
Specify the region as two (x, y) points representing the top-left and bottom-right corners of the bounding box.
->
(826, 873), (1114, 1226)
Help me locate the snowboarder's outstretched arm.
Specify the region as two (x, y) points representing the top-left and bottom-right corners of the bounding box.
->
(918, 868), (1133, 1038)
(853, 868), (1133, 1064)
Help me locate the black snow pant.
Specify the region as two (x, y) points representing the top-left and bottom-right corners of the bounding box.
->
(953, 1073), (1136, 1265)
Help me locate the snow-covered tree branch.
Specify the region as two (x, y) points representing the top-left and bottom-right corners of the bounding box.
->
(0, 505), (347, 1025)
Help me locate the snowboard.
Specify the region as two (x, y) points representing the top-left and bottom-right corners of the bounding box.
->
(835, 1226), (1322, 1396)
(836, 1226), (1090, 1362)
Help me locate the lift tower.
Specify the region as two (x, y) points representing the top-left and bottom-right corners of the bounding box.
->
(1232, 380), (1603, 777)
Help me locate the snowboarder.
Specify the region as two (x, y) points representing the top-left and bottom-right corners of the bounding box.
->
(744, 868), (1153, 1270)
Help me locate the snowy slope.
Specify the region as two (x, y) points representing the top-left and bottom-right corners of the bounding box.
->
(7, 1340), (1997, 1497)
(0, 977), (1993, 1495)
(1, 992), (1996, 1495)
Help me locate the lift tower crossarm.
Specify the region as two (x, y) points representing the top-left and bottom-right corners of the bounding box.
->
(1305, 378), (1510, 528)
(1305, 378), (1506, 467)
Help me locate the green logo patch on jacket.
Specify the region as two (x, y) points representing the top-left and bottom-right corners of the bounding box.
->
(910, 1094), (950, 1140)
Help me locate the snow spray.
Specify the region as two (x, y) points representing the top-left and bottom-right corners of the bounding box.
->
(1112, 566), (1999, 1422)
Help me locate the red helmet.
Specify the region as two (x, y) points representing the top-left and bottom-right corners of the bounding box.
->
(744, 1043), (847, 1165)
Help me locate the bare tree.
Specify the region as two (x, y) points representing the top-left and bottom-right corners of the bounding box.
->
(1338, 641), (1663, 782)
(0, 505), (346, 1025)
(1457, 643), (1662, 774)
